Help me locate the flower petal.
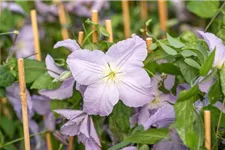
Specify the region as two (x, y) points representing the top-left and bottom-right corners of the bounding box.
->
(45, 55), (65, 78)
(198, 31), (225, 68)
(54, 39), (81, 52)
(143, 104), (175, 130)
(44, 112), (55, 131)
(39, 77), (75, 100)
(164, 75), (175, 90)
(60, 121), (80, 136)
(54, 109), (85, 120)
(83, 81), (119, 116)
(118, 67), (154, 107)
(89, 117), (101, 146)
(67, 50), (108, 85)
(106, 36), (147, 69)
(121, 146), (137, 150)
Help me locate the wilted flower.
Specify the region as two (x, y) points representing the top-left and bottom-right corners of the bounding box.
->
(55, 109), (101, 150)
(198, 31), (225, 69)
(67, 36), (154, 116)
(39, 39), (85, 99)
(2, 2), (25, 15)
(12, 25), (35, 59)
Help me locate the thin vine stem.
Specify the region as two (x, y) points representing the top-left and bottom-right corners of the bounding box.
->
(205, 1), (225, 31)
(216, 97), (225, 136)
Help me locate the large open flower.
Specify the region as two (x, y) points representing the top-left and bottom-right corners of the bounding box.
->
(67, 36), (154, 116)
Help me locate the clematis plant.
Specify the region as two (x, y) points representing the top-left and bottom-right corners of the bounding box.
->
(67, 36), (155, 116)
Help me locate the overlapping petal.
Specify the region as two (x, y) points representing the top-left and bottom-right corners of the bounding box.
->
(83, 81), (119, 116)
(67, 50), (108, 85)
(54, 39), (81, 52)
(45, 55), (65, 78)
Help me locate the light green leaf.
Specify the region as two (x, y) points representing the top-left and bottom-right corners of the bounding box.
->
(99, 26), (109, 37)
(187, 1), (219, 18)
(158, 41), (177, 56)
(124, 128), (168, 144)
(177, 85), (199, 102)
(181, 50), (197, 57)
(0, 88), (6, 98)
(200, 50), (215, 76)
(208, 77), (222, 104)
(166, 33), (185, 48)
(220, 64), (225, 96)
(31, 72), (61, 90)
(184, 58), (201, 69)
(145, 19), (152, 26)
(0, 67), (15, 87)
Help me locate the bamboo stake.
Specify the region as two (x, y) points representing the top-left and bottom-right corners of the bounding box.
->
(30, 10), (41, 61)
(204, 110), (211, 150)
(158, 0), (167, 37)
(46, 131), (52, 150)
(68, 136), (74, 150)
(140, 1), (148, 21)
(122, 0), (130, 38)
(18, 59), (31, 150)
(78, 31), (84, 46)
(92, 10), (98, 43)
(105, 20), (113, 42)
(146, 37), (152, 53)
(57, 1), (69, 40)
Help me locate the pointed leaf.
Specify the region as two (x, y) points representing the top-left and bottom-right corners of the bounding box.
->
(167, 33), (185, 48)
(200, 49), (215, 76)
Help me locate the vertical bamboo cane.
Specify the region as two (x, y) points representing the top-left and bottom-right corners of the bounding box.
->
(158, 0), (167, 37)
(122, 0), (130, 38)
(105, 20), (113, 42)
(31, 9), (53, 150)
(204, 110), (211, 150)
(140, 1), (148, 21)
(57, 1), (69, 40)
(30, 10), (41, 61)
(146, 37), (152, 53)
(18, 59), (31, 150)
(78, 31), (84, 46)
(92, 10), (98, 43)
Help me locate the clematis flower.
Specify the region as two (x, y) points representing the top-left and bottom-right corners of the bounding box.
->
(198, 31), (225, 69)
(54, 109), (101, 150)
(39, 39), (85, 99)
(6, 83), (42, 149)
(12, 25), (36, 59)
(67, 36), (154, 116)
(130, 74), (176, 130)
(120, 146), (137, 150)
(2, 2), (25, 15)
(32, 95), (55, 131)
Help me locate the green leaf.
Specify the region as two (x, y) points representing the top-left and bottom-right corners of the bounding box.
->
(181, 50), (197, 57)
(175, 97), (200, 149)
(107, 141), (130, 150)
(187, 1), (219, 18)
(109, 101), (132, 140)
(158, 41), (177, 56)
(145, 19), (152, 26)
(0, 117), (15, 139)
(177, 85), (199, 101)
(99, 26), (109, 37)
(50, 100), (69, 112)
(0, 130), (4, 147)
(220, 64), (225, 96)
(0, 88), (6, 98)
(31, 72), (61, 90)
(124, 128), (168, 144)
(22, 59), (46, 83)
(166, 33), (185, 48)
(157, 63), (181, 75)
(0, 67), (15, 87)
(200, 50), (215, 76)
(184, 58), (201, 69)
(208, 77), (221, 104)
(180, 31), (198, 43)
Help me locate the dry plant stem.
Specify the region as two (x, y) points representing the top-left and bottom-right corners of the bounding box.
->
(105, 20), (113, 42)
(30, 10), (41, 61)
(204, 110), (211, 150)
(140, 1), (148, 21)
(122, 0), (130, 38)
(146, 37), (152, 53)
(57, 1), (69, 39)
(158, 0), (167, 38)
(78, 31), (84, 46)
(18, 59), (31, 150)
(92, 10), (99, 43)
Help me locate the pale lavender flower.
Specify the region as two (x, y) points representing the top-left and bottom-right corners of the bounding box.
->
(32, 95), (55, 131)
(129, 75), (176, 130)
(67, 36), (155, 116)
(120, 146), (137, 150)
(54, 109), (101, 150)
(39, 39), (84, 99)
(12, 25), (35, 59)
(198, 31), (225, 69)
(2, 2), (25, 15)
(152, 129), (188, 150)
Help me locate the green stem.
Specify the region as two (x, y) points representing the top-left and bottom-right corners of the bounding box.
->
(3, 130), (46, 147)
(216, 97), (225, 137)
(205, 2), (225, 31)
(0, 31), (19, 36)
(82, 24), (94, 50)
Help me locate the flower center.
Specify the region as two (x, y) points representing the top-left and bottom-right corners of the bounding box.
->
(108, 71), (116, 80)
